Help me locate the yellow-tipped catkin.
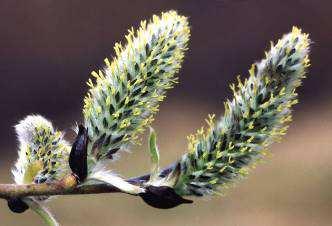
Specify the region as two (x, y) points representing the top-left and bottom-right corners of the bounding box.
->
(12, 115), (71, 185)
(173, 27), (310, 196)
(83, 11), (190, 160)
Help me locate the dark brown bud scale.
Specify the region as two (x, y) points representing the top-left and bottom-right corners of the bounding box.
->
(7, 198), (29, 213)
(69, 125), (88, 182)
(139, 185), (193, 209)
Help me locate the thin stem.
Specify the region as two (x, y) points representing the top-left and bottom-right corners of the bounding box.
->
(0, 164), (176, 200)
(24, 198), (59, 226)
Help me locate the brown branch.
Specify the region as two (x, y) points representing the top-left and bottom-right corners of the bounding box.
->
(0, 163), (176, 200)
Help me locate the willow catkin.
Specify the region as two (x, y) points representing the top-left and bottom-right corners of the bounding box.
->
(12, 115), (70, 185)
(173, 27), (310, 196)
(83, 11), (190, 161)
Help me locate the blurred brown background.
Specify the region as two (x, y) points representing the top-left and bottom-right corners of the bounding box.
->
(0, 0), (331, 225)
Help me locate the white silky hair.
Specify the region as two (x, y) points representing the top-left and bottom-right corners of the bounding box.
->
(87, 161), (145, 195)
(15, 115), (54, 144)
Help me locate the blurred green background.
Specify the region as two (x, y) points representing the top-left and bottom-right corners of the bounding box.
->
(0, 0), (331, 225)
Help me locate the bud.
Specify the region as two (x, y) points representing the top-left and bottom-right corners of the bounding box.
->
(12, 115), (71, 186)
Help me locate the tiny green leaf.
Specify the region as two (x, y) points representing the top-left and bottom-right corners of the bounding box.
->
(149, 127), (160, 180)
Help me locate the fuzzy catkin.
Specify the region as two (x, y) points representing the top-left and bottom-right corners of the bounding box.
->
(83, 11), (190, 161)
(12, 115), (71, 185)
(174, 27), (311, 196)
